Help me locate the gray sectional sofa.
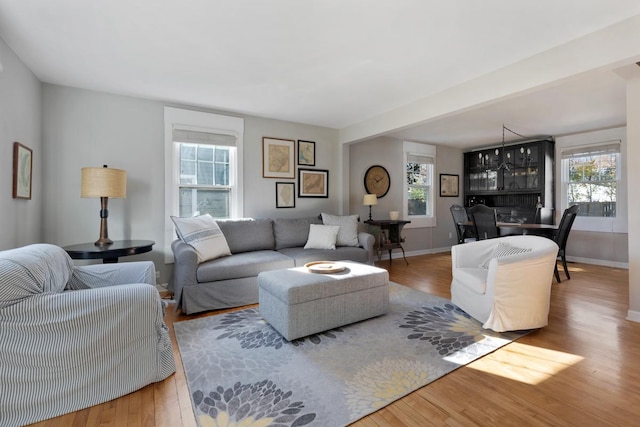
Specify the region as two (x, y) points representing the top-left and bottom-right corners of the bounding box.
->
(170, 216), (375, 314)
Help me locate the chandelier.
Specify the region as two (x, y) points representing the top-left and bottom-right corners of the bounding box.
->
(493, 124), (528, 171)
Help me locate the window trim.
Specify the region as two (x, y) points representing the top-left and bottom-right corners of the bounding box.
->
(557, 131), (627, 234)
(164, 107), (244, 262)
(403, 141), (436, 228)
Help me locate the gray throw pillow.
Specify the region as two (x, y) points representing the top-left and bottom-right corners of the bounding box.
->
(321, 213), (359, 247)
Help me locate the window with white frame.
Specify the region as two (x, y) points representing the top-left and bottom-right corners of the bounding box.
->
(164, 107), (244, 260)
(174, 130), (235, 218)
(562, 142), (620, 218)
(403, 141), (436, 227)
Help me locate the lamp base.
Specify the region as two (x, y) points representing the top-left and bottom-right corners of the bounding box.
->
(95, 196), (113, 246)
(94, 237), (113, 247)
(368, 206), (373, 221)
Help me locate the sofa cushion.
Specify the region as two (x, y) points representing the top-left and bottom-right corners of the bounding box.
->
(273, 216), (322, 250)
(196, 250), (294, 282)
(278, 246), (369, 266)
(321, 213), (359, 247)
(0, 244), (75, 308)
(304, 224), (340, 250)
(217, 218), (275, 253)
(171, 214), (231, 263)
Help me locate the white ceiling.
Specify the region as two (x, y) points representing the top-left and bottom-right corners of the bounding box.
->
(1, 1), (639, 150)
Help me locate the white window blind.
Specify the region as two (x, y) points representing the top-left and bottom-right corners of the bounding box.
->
(172, 128), (237, 146)
(561, 141), (620, 159)
(407, 154), (434, 164)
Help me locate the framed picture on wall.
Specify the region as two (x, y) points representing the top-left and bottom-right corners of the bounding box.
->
(263, 137), (295, 178)
(297, 140), (315, 166)
(276, 182), (295, 208)
(440, 173), (459, 197)
(298, 168), (329, 198)
(13, 142), (33, 200)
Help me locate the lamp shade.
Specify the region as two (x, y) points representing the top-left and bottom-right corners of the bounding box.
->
(363, 194), (377, 206)
(81, 166), (127, 198)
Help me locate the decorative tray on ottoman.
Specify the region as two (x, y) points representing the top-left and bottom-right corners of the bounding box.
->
(304, 261), (345, 274)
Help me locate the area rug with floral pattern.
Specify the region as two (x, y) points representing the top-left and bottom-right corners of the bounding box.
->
(174, 282), (528, 427)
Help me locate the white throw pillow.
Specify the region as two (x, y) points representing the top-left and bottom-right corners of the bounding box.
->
(480, 242), (532, 269)
(321, 213), (359, 247)
(304, 224), (340, 250)
(171, 214), (231, 263)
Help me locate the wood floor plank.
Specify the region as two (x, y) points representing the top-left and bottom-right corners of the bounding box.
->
(113, 391), (130, 426)
(139, 384), (155, 427)
(24, 253), (640, 426)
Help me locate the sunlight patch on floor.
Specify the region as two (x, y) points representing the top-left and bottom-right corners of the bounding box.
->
(465, 341), (584, 385)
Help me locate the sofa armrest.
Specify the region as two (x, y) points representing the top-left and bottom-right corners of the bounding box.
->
(68, 261), (156, 290)
(358, 232), (375, 265)
(170, 239), (199, 306)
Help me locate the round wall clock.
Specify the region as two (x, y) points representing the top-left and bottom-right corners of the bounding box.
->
(364, 165), (390, 198)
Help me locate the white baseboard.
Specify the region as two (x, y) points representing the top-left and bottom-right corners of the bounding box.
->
(626, 310), (640, 323)
(377, 247), (450, 260)
(566, 256), (628, 269)
(155, 283), (169, 292)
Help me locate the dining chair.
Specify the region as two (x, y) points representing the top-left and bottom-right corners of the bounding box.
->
(468, 204), (499, 240)
(553, 204), (579, 282)
(450, 204), (476, 243)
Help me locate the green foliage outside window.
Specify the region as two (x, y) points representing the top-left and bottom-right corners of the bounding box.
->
(567, 153), (616, 217)
(407, 162), (430, 216)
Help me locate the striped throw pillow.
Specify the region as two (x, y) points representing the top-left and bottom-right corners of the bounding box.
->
(480, 242), (532, 269)
(171, 214), (231, 263)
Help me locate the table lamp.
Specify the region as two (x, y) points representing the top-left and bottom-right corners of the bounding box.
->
(363, 194), (377, 221)
(81, 165), (127, 246)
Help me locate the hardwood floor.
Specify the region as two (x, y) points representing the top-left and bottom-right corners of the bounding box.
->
(30, 254), (639, 427)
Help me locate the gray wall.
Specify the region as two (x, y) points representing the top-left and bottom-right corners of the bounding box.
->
(41, 84), (340, 283)
(0, 38), (42, 250)
(349, 137), (464, 257)
(241, 115), (340, 218)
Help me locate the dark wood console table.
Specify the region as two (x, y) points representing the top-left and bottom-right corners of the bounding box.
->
(63, 240), (155, 263)
(364, 220), (411, 264)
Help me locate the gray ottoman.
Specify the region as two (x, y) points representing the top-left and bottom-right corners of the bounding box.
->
(258, 261), (389, 341)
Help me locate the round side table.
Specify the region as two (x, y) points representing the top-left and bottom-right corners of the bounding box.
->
(63, 240), (155, 263)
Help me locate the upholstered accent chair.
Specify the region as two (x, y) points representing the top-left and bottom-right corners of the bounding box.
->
(0, 244), (175, 426)
(450, 235), (559, 332)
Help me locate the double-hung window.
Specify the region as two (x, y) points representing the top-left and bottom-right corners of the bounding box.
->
(403, 141), (436, 227)
(164, 107), (244, 260)
(175, 130), (235, 218)
(562, 142), (620, 218)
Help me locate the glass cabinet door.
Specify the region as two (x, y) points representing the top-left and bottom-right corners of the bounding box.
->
(468, 151), (486, 192)
(486, 170), (498, 191)
(501, 143), (540, 191)
(526, 145), (540, 189)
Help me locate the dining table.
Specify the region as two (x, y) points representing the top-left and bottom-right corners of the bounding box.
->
(460, 221), (558, 238)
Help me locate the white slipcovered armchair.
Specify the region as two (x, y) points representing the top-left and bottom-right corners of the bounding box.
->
(451, 235), (558, 332)
(0, 244), (175, 426)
